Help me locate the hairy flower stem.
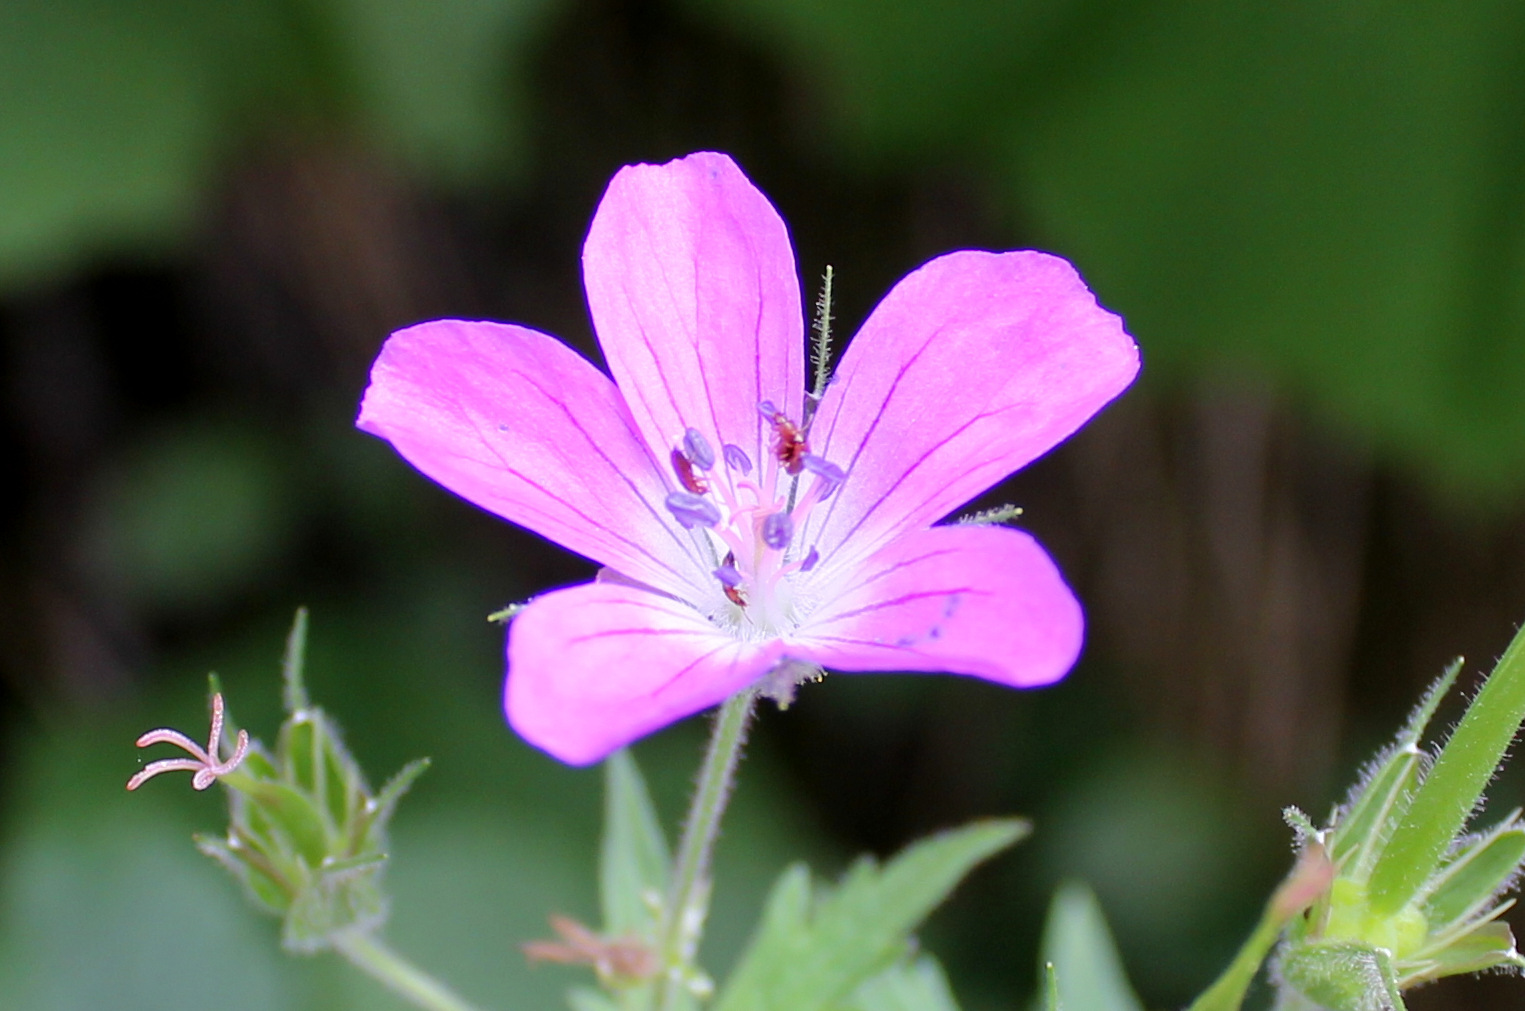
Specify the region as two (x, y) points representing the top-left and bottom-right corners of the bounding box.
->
(653, 689), (757, 1011)
(333, 932), (491, 1011)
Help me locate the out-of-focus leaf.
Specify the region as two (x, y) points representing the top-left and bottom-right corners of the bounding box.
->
(847, 954), (963, 1011)
(332, 0), (562, 182)
(0, 0), (566, 292)
(1039, 881), (1144, 1011)
(688, 0), (1525, 500)
(80, 425), (298, 615)
(717, 819), (1026, 1011)
(600, 748), (671, 938)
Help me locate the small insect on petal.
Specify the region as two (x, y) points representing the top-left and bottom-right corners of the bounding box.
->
(760, 405), (809, 475)
(670, 448), (708, 494)
(665, 492), (722, 529)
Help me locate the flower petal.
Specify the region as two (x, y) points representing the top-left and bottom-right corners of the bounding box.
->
(790, 524), (1083, 688)
(359, 319), (709, 598)
(801, 250), (1138, 573)
(506, 580), (786, 764)
(583, 151), (805, 483)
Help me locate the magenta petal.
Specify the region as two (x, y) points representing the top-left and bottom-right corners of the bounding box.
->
(358, 319), (709, 598)
(583, 152), (805, 479)
(791, 525), (1083, 688)
(505, 579), (787, 765)
(801, 250), (1138, 571)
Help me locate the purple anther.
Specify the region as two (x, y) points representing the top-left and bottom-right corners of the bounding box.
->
(761, 511), (793, 550)
(757, 399), (780, 419)
(800, 546), (819, 572)
(722, 443), (752, 475)
(665, 492), (721, 529)
(714, 563), (743, 587)
(683, 427), (716, 470)
(801, 454), (847, 500)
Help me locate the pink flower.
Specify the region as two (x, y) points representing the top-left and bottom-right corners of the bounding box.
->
(358, 152), (1138, 765)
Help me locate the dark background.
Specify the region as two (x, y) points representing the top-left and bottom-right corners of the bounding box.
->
(2, 0), (1524, 1007)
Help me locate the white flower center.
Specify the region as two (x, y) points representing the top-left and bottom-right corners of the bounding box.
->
(663, 405), (845, 638)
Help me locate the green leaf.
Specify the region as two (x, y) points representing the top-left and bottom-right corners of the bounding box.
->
(1040, 882), (1143, 1011)
(847, 955), (961, 1011)
(717, 819), (1027, 1011)
(1371, 627), (1525, 914)
(600, 749), (671, 938)
(567, 987), (621, 1011)
(1419, 816), (1525, 929)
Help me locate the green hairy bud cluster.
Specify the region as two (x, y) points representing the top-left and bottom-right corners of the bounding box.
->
(193, 611), (430, 953)
(1275, 642), (1525, 1010)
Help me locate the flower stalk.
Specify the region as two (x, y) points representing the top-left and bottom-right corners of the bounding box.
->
(333, 932), (490, 1011)
(652, 689), (757, 1010)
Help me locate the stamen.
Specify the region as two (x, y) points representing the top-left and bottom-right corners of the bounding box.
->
(722, 443), (752, 475)
(761, 511), (793, 550)
(665, 492), (721, 529)
(670, 448), (708, 494)
(800, 546), (819, 572)
(683, 428), (716, 470)
(714, 563), (743, 587)
(800, 454), (846, 499)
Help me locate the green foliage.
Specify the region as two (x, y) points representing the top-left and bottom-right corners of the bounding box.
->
(0, 0), (561, 291)
(846, 954), (962, 1011)
(1038, 882), (1143, 1011)
(600, 749), (672, 941)
(687, 0), (1525, 500)
(715, 819), (1026, 1011)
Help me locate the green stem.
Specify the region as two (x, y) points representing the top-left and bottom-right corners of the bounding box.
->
(333, 932), (490, 1011)
(652, 690), (757, 1011)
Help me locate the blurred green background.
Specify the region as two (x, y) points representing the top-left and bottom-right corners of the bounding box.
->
(3, 1), (1525, 1008)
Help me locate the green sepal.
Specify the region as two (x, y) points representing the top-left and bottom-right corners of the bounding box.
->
(1278, 941), (1407, 1011)
(600, 748), (671, 940)
(1327, 660), (1460, 876)
(195, 831), (291, 915)
(359, 757), (431, 847)
(235, 776), (332, 866)
(283, 865), (388, 953)
(1370, 630), (1525, 914)
(1406, 919), (1524, 983)
(1039, 881), (1144, 1011)
(716, 819), (1027, 1011)
(1418, 816), (1525, 930)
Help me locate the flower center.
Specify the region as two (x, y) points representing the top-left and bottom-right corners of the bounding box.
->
(663, 403), (845, 637)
